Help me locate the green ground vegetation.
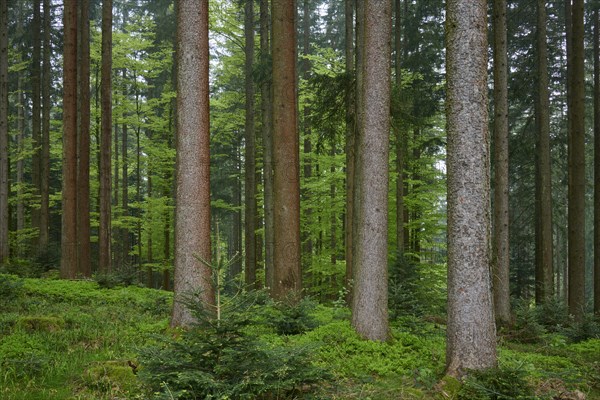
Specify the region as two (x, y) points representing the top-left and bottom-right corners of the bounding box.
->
(0, 273), (599, 399)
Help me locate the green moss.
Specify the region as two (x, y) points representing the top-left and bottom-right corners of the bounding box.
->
(81, 360), (141, 396)
(16, 316), (65, 333)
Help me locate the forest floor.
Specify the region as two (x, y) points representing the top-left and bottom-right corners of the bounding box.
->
(0, 274), (599, 399)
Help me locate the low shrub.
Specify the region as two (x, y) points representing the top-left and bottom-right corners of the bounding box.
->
(458, 366), (537, 400)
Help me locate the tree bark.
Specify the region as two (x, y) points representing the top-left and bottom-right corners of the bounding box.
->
(445, 0), (497, 376)
(492, 0), (511, 327)
(350, 0), (391, 342)
(567, 0), (586, 321)
(99, 0), (113, 273)
(61, 0), (79, 279)
(260, 0), (274, 291)
(39, 0), (52, 258)
(0, 0), (8, 264)
(394, 0), (405, 255)
(31, 0), (41, 244)
(535, 0), (553, 305)
(122, 70), (129, 266)
(77, 0), (91, 277)
(344, 0), (355, 304)
(244, 0), (258, 289)
(271, 0), (301, 300)
(172, 0), (215, 327)
(595, 3), (600, 315)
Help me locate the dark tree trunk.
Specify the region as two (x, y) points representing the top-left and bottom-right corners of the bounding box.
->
(31, 0), (41, 246)
(535, 0), (553, 305)
(0, 0), (8, 263)
(61, 0), (79, 278)
(595, 3), (600, 315)
(567, 0), (586, 321)
(492, 0), (511, 326)
(77, 0), (91, 277)
(244, 0), (258, 288)
(99, 0), (113, 273)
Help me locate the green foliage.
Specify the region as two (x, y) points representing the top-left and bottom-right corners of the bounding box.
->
(0, 273), (25, 307)
(268, 296), (318, 335)
(457, 366), (537, 400)
(81, 361), (141, 398)
(563, 314), (600, 343)
(388, 252), (425, 318)
(139, 293), (326, 400)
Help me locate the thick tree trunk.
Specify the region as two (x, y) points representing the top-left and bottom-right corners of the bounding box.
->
(344, 0), (355, 303)
(77, 0), (91, 277)
(0, 0), (8, 264)
(492, 0), (511, 327)
(61, 0), (79, 279)
(445, 0), (497, 376)
(260, 0), (274, 291)
(595, 4), (600, 315)
(99, 0), (113, 273)
(535, 0), (553, 305)
(244, 0), (258, 289)
(302, 0), (313, 281)
(40, 0), (51, 258)
(350, 0), (391, 342)
(568, 0), (586, 321)
(271, 0), (301, 299)
(172, 0), (215, 327)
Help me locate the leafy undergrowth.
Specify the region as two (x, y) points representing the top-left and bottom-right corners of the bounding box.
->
(0, 273), (598, 399)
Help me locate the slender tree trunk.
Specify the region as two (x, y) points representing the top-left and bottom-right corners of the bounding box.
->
(77, 0), (91, 277)
(492, 0), (511, 326)
(344, 0), (355, 303)
(39, 0), (51, 258)
(172, 0), (215, 327)
(260, 0), (274, 290)
(568, 0), (586, 321)
(535, 0), (553, 304)
(61, 0), (79, 278)
(595, 3), (600, 315)
(302, 0), (313, 282)
(99, 0), (113, 272)
(271, 0), (301, 299)
(231, 148), (242, 279)
(445, 0), (497, 376)
(16, 76), (24, 236)
(351, 0), (391, 342)
(394, 0), (405, 254)
(122, 70), (129, 266)
(244, 0), (258, 288)
(0, 0), (8, 264)
(31, 0), (41, 245)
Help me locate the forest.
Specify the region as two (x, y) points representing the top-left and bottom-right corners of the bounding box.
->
(1, 0), (600, 399)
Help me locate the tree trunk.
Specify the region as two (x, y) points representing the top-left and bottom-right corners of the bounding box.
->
(39, 0), (51, 258)
(0, 0), (8, 264)
(77, 0), (91, 277)
(302, 0), (313, 282)
(122, 70), (129, 266)
(61, 0), (79, 279)
(344, 0), (355, 304)
(172, 0), (215, 327)
(31, 0), (41, 245)
(271, 0), (301, 300)
(260, 0), (274, 290)
(244, 0), (258, 289)
(445, 0), (497, 376)
(595, 3), (600, 315)
(16, 75), (24, 238)
(535, 0), (553, 305)
(492, 0), (511, 326)
(350, 0), (391, 342)
(567, 0), (586, 321)
(394, 0), (405, 255)
(99, 0), (113, 273)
